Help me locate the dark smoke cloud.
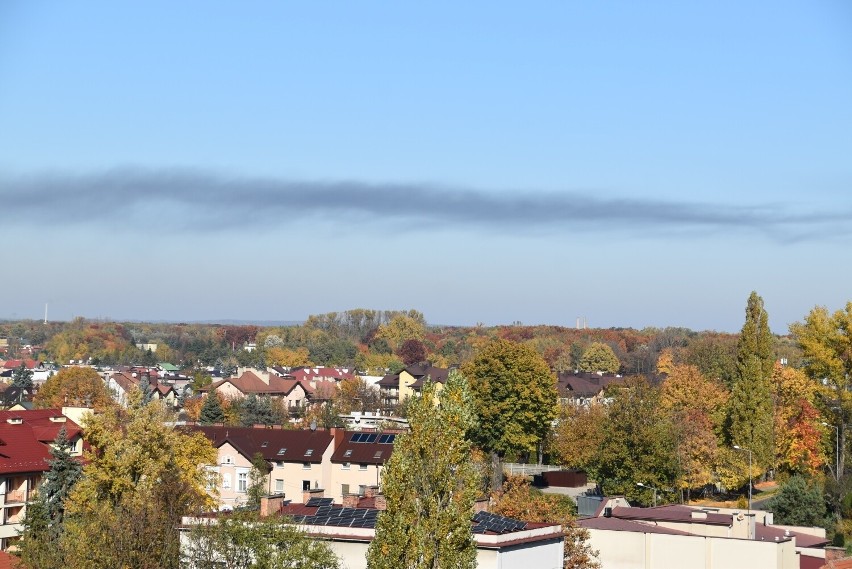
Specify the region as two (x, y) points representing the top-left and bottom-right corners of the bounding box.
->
(1, 167), (848, 242)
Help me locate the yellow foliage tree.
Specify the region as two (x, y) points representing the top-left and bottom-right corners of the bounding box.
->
(266, 346), (313, 368)
(552, 404), (606, 470)
(62, 395), (217, 569)
(771, 363), (825, 475)
(34, 366), (115, 411)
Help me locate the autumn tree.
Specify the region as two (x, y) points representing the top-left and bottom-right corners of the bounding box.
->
(265, 345), (313, 368)
(727, 292), (774, 471)
(492, 476), (598, 569)
(61, 395), (217, 569)
(375, 313), (426, 352)
(790, 302), (852, 479)
(367, 374), (479, 569)
(34, 366), (115, 411)
(578, 342), (620, 374)
(771, 363), (824, 475)
(334, 376), (381, 414)
(588, 377), (679, 505)
(552, 403), (607, 471)
(397, 338), (427, 365)
(462, 339), (557, 462)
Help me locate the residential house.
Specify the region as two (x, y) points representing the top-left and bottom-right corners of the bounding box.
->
(1, 360), (53, 386)
(377, 364), (449, 410)
(0, 409), (84, 550)
(578, 498), (829, 569)
(104, 371), (178, 408)
(183, 425), (401, 509)
(181, 425), (339, 510)
(201, 369), (314, 412)
(556, 371), (627, 406)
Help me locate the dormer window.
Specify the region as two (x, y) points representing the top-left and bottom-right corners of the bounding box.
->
(277, 448), (287, 455)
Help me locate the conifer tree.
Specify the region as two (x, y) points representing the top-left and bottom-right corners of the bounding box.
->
(367, 372), (479, 569)
(12, 362), (34, 391)
(728, 292), (774, 469)
(200, 393), (225, 424)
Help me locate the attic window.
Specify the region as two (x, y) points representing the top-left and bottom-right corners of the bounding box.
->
(373, 451), (383, 459)
(261, 441), (268, 447)
(343, 449), (353, 458)
(6, 418), (22, 425)
(277, 448), (287, 455)
(304, 449), (314, 457)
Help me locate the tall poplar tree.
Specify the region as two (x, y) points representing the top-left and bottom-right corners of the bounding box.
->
(728, 291), (774, 470)
(367, 372), (479, 569)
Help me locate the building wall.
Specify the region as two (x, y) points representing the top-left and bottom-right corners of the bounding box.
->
(212, 442), (253, 509)
(328, 462), (383, 502)
(587, 528), (798, 569)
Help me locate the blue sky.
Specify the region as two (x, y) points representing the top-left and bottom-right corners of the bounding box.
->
(1, 1), (851, 332)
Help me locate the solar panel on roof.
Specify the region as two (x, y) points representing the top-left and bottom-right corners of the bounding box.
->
(379, 434), (396, 444)
(364, 433), (377, 443)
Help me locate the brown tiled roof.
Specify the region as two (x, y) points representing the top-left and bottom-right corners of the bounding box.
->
(408, 365), (450, 388)
(181, 425), (335, 464)
(203, 371), (315, 397)
(376, 373), (399, 388)
(330, 430), (398, 465)
(556, 371), (626, 398)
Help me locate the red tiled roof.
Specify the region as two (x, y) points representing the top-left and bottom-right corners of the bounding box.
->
(180, 425), (335, 464)
(2, 359), (40, 370)
(0, 409), (83, 475)
(0, 550), (20, 569)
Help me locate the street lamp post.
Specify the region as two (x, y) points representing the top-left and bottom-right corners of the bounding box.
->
(822, 422), (840, 480)
(636, 482), (658, 507)
(733, 445), (752, 513)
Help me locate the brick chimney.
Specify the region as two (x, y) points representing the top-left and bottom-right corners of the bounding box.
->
(303, 488), (324, 504)
(373, 493), (387, 510)
(365, 485), (380, 499)
(342, 493), (360, 508)
(473, 497), (490, 513)
(260, 494), (287, 517)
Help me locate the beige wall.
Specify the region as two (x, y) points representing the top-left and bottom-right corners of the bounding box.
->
(587, 527), (798, 569)
(328, 462), (383, 502)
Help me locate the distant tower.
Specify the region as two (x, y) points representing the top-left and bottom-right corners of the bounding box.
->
(44, 303), (48, 324)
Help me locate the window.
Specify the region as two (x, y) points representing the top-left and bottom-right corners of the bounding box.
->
(275, 479), (284, 493)
(343, 449), (353, 458)
(304, 449), (313, 457)
(342, 462), (350, 469)
(359, 464), (368, 471)
(223, 455), (233, 465)
(358, 485), (366, 496)
(277, 448), (287, 456)
(261, 441), (268, 447)
(237, 472), (248, 493)
(303, 462), (311, 470)
(341, 484), (350, 496)
(374, 451), (383, 459)
(221, 473), (231, 489)
(303, 480), (311, 491)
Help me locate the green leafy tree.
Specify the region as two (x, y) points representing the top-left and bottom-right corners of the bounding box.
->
(767, 475), (830, 528)
(200, 393), (226, 424)
(588, 376), (679, 505)
(12, 362), (34, 390)
(462, 339), (557, 461)
(577, 343), (621, 374)
(728, 292), (774, 470)
(367, 373), (479, 569)
(183, 511), (341, 569)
